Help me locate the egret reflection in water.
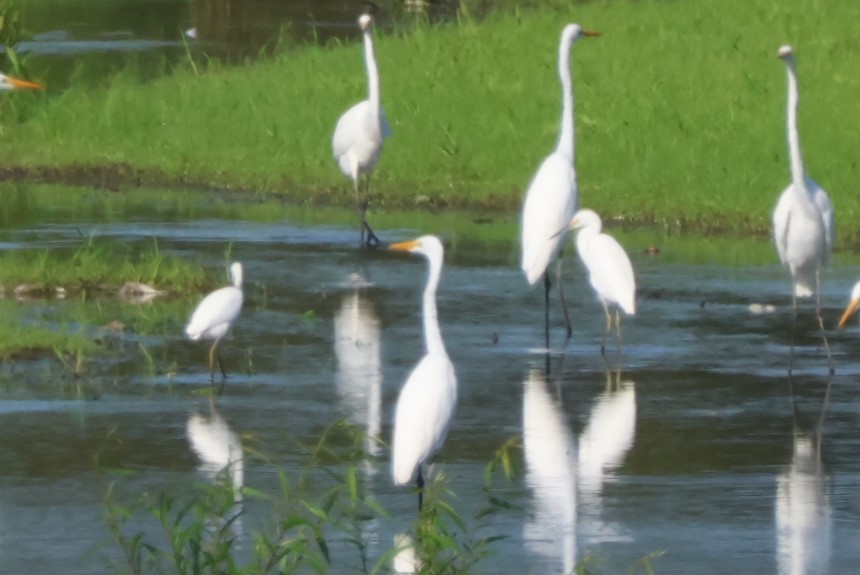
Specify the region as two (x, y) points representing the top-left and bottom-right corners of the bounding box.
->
(578, 361), (636, 544)
(522, 367), (577, 573)
(333, 283), (383, 472)
(775, 379), (832, 575)
(187, 399), (244, 534)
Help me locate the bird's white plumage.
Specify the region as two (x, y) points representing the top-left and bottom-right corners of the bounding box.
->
(520, 24), (590, 286)
(521, 154), (577, 285)
(570, 209), (636, 315)
(185, 262), (244, 341)
(390, 236), (458, 487)
(332, 14), (391, 184)
(772, 46), (834, 298)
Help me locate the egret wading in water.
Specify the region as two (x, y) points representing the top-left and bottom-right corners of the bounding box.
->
(389, 236), (457, 512)
(836, 282), (860, 329)
(771, 45), (835, 374)
(332, 13), (392, 249)
(0, 73), (43, 92)
(561, 209), (635, 355)
(520, 24), (599, 350)
(185, 262), (245, 386)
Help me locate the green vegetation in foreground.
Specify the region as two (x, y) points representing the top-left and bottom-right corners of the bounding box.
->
(2, 0), (859, 240)
(103, 423), (661, 574)
(0, 236), (209, 294)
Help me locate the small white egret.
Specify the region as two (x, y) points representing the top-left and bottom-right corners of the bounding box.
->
(771, 45), (835, 373)
(563, 209), (635, 354)
(0, 72), (43, 92)
(836, 281), (860, 329)
(185, 262), (245, 384)
(520, 23), (599, 349)
(332, 13), (392, 248)
(389, 236), (457, 512)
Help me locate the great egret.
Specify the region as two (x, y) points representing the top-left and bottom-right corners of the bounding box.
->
(185, 262), (245, 384)
(836, 281), (860, 329)
(389, 236), (457, 512)
(0, 72), (43, 91)
(771, 45), (835, 373)
(563, 209), (635, 354)
(332, 13), (392, 249)
(520, 23), (599, 349)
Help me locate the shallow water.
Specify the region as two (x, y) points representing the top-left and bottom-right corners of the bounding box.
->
(0, 191), (859, 574)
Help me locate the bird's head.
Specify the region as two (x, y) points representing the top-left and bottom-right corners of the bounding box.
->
(0, 72), (44, 92)
(229, 262), (244, 288)
(358, 14), (373, 32)
(563, 23), (601, 44)
(837, 281), (860, 329)
(389, 235), (444, 260)
(552, 208), (603, 239)
(777, 45), (794, 60)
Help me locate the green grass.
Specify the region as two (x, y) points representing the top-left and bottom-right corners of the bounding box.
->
(1, 0), (859, 241)
(0, 236), (210, 294)
(0, 300), (93, 361)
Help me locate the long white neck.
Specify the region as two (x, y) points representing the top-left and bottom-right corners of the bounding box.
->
(556, 33), (575, 161)
(363, 28), (380, 114)
(422, 252), (446, 357)
(784, 57), (806, 193)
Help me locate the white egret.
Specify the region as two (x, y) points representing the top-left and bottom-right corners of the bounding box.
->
(563, 209), (635, 354)
(520, 23), (599, 349)
(389, 236), (457, 512)
(771, 45), (835, 373)
(332, 13), (392, 248)
(0, 72), (43, 92)
(836, 281), (860, 329)
(185, 262), (245, 384)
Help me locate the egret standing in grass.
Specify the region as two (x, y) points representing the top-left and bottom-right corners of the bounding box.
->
(520, 24), (599, 349)
(332, 13), (392, 249)
(389, 236), (457, 512)
(562, 209), (635, 354)
(186, 262), (244, 385)
(771, 45), (835, 374)
(0, 72), (43, 92)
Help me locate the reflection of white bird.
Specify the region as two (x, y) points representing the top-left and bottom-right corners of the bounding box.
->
(334, 290), (382, 468)
(332, 13), (392, 248)
(187, 405), (244, 502)
(390, 236), (457, 511)
(578, 369), (636, 495)
(564, 209), (635, 354)
(775, 432), (831, 575)
(0, 72), (43, 91)
(185, 262), (245, 383)
(523, 369), (577, 573)
(771, 45), (834, 370)
(836, 281), (860, 329)
(520, 23), (599, 347)
(392, 532), (421, 574)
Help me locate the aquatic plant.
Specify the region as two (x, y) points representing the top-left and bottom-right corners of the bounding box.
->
(102, 422), (526, 575)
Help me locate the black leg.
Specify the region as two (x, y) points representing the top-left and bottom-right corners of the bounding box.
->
(417, 466), (425, 513)
(555, 258), (572, 341)
(543, 272), (551, 351)
(815, 271), (835, 376)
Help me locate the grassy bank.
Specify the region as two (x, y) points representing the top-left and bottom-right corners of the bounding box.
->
(1, 0), (859, 241)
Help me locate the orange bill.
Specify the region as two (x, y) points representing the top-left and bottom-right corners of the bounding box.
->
(5, 75), (44, 90)
(389, 239), (420, 252)
(837, 298), (860, 329)
(583, 30), (602, 37)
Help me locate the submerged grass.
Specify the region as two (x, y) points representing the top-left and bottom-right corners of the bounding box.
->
(0, 0), (858, 240)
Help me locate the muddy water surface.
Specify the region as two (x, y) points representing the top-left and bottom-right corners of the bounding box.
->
(0, 188), (858, 574)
